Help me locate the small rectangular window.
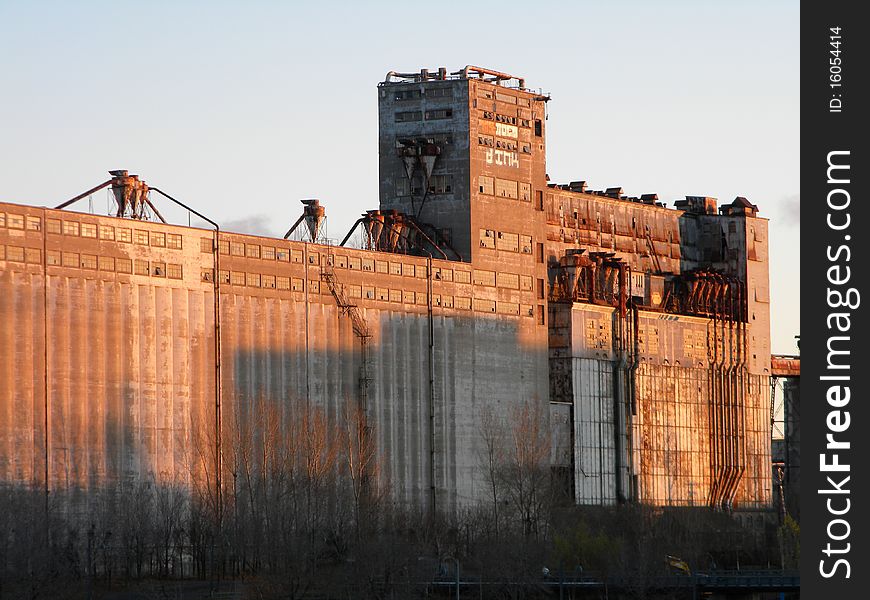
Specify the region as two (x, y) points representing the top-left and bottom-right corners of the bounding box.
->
(519, 182), (531, 202)
(26, 216), (41, 231)
(63, 221), (80, 236)
(231, 271), (245, 286)
(308, 252), (319, 265)
(495, 178), (518, 199)
(262, 274), (276, 288)
(263, 246), (276, 260)
(99, 256), (115, 271)
(0, 212), (5, 227)
(534, 120), (542, 137)
(218, 270), (230, 284)
(497, 272), (519, 289)
(473, 270), (496, 287)
(498, 302), (520, 315)
(473, 298), (496, 313)
(395, 111), (422, 122)
(276, 276), (291, 290)
(201, 269), (214, 282)
(117, 258), (133, 273)
(150, 231), (165, 247)
(100, 225), (115, 240)
(291, 277), (304, 291)
(81, 223), (97, 238)
(135, 230), (149, 245)
(478, 176), (494, 196)
(6, 246), (25, 262)
(219, 239), (230, 254)
(81, 254), (97, 269)
(152, 261), (166, 276)
(25, 248), (41, 264)
(536, 243), (544, 263)
(7, 214), (25, 229)
(46, 250), (61, 266)
(117, 228), (132, 243)
(537, 305), (545, 325)
(246, 272), (261, 287)
(425, 109), (453, 120)
(166, 233), (183, 249)
(246, 244), (260, 259)
(135, 259), (149, 275)
(201, 237), (214, 253)
(230, 242), (245, 256)
(167, 264), (182, 279)
(63, 251), (80, 267)
(46, 219), (62, 234)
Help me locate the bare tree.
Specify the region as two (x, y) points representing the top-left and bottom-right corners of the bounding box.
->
(341, 400), (382, 542)
(478, 406), (505, 538)
(500, 401), (552, 538)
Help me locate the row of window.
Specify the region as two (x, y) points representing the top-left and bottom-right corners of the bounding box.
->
(211, 238), (524, 288)
(2, 243), (540, 319)
(394, 134), (453, 148)
(393, 87), (453, 102)
(214, 238), (448, 278)
(0, 211), (187, 250)
(480, 111), (533, 129)
(478, 229), (534, 255)
(478, 135), (531, 154)
(0, 244), (41, 263)
(478, 176), (532, 201)
(0, 243), (185, 279)
(395, 173), (453, 196)
(394, 108), (454, 123)
(0, 212), (41, 231)
(215, 267), (535, 316)
(477, 88), (532, 108)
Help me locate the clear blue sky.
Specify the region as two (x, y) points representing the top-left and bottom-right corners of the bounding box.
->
(0, 0), (799, 354)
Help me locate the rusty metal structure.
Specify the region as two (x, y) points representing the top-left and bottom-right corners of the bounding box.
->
(0, 65), (772, 516)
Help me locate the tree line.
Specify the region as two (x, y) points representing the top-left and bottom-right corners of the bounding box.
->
(0, 398), (794, 599)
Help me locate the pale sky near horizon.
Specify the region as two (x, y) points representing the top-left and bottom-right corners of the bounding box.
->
(0, 0), (799, 354)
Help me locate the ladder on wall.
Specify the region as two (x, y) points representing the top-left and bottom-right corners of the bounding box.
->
(320, 251), (371, 411)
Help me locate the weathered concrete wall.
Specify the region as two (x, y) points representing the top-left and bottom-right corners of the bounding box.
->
(0, 202), (548, 516)
(555, 303), (771, 509)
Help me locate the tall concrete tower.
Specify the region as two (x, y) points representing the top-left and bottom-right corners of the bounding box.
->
(378, 65), (551, 325)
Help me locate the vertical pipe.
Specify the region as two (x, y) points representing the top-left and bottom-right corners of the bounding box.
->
(213, 228), (223, 525)
(304, 243), (311, 409)
(42, 208), (50, 515)
(427, 256), (436, 516)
